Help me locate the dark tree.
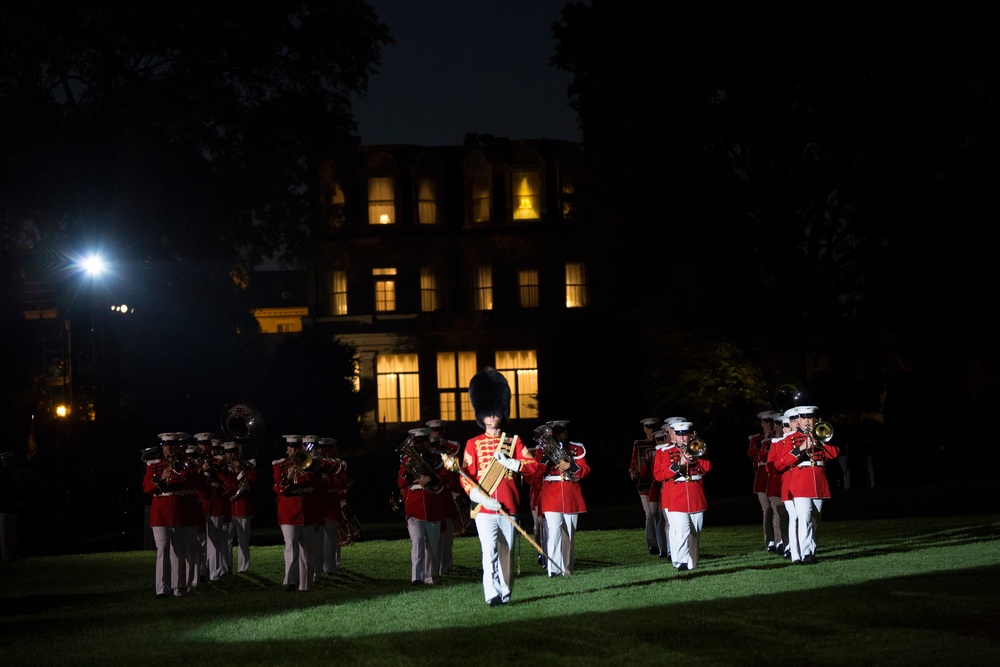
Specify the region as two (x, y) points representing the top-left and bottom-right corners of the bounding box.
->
(553, 0), (1000, 418)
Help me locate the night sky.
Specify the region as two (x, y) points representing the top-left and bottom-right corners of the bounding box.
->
(353, 0), (580, 146)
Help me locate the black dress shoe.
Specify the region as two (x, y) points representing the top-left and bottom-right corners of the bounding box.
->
(411, 580), (423, 586)
(648, 546), (658, 554)
(802, 554), (817, 564)
(156, 593), (169, 599)
(538, 553), (546, 567)
(676, 564), (689, 571)
(765, 544), (777, 553)
(783, 550), (792, 559)
(488, 595), (503, 607)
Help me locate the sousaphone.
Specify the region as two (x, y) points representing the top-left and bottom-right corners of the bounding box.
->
(220, 402), (266, 445)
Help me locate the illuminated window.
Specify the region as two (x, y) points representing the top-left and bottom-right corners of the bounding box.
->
(560, 178), (576, 219)
(475, 267), (493, 311)
(376, 354), (420, 423)
(495, 350), (539, 419)
(368, 177), (395, 224)
(565, 263), (588, 308)
(326, 270), (348, 316)
(470, 172), (490, 223)
(374, 268), (397, 312)
(518, 270), (539, 308)
(512, 171), (541, 220)
(437, 351), (477, 421)
(420, 268), (438, 312)
(417, 177), (437, 224)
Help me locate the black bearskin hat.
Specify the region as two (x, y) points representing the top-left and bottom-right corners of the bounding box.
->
(468, 368), (511, 430)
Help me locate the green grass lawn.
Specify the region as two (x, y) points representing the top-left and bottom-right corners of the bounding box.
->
(2, 514), (999, 667)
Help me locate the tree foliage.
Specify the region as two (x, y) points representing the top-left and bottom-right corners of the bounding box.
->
(0, 0), (391, 268)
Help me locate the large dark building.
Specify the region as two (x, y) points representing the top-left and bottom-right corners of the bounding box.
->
(283, 133), (603, 451)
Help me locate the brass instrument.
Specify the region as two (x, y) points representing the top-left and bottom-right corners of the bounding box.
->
(810, 420), (834, 443)
(398, 435), (444, 494)
(338, 502), (362, 546)
(228, 460), (255, 502)
(389, 491), (404, 515)
(220, 402), (266, 445)
(532, 424), (579, 481)
(677, 436), (707, 482)
(291, 449), (313, 471)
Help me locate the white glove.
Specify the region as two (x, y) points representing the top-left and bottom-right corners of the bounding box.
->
(469, 487), (502, 511)
(495, 450), (521, 472)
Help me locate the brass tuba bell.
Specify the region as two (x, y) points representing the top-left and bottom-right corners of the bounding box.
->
(220, 402), (266, 445)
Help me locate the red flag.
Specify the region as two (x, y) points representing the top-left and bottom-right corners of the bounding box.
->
(27, 416), (38, 461)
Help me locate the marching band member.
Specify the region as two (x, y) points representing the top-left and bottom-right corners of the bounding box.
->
(773, 405), (839, 564)
(654, 421), (711, 571)
(398, 428), (452, 585)
(143, 432), (206, 597)
(629, 417), (660, 555)
(461, 368), (539, 607)
(197, 433), (232, 581)
(764, 412), (789, 558)
(223, 441), (256, 573)
(749, 410), (782, 553)
(427, 419), (463, 576)
(768, 408), (801, 561)
(532, 420), (590, 577)
(273, 434), (325, 591)
(316, 437), (348, 576)
(529, 431), (547, 567)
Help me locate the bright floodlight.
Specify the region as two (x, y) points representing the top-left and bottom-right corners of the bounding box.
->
(82, 254), (106, 276)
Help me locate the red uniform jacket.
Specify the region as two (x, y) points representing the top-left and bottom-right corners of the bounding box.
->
(273, 458), (327, 527)
(654, 449), (711, 513)
(460, 432), (539, 515)
(143, 459), (208, 527)
(747, 433), (769, 493)
(528, 442), (590, 514)
(773, 432), (839, 500)
(398, 460), (452, 522)
(224, 460), (257, 518)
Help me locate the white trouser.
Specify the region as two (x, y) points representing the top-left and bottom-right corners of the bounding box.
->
(474, 512), (515, 603)
(229, 516), (252, 572)
(152, 525), (196, 596)
(280, 523), (316, 590)
(792, 497), (824, 558)
(322, 519), (341, 574)
(544, 511), (578, 576)
(639, 493), (657, 550)
(666, 510), (703, 570)
(406, 516), (442, 584)
(205, 515), (228, 580)
(783, 499), (800, 561)
(654, 505), (670, 555)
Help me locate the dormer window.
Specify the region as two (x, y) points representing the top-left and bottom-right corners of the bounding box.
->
(512, 171), (541, 220)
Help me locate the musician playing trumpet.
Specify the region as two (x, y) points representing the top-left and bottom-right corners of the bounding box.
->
(772, 405), (839, 565)
(398, 428), (452, 585)
(653, 421), (711, 571)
